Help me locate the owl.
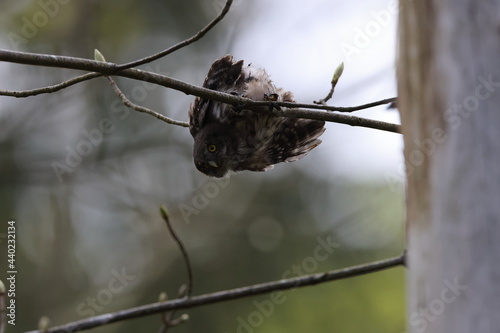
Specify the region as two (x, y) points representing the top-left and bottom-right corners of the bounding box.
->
(189, 55), (325, 178)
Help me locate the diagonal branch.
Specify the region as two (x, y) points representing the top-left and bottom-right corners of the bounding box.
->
(0, 0), (233, 98)
(294, 97), (397, 113)
(24, 253), (405, 333)
(160, 206), (193, 296)
(116, 0), (233, 70)
(0, 49), (400, 133)
(273, 107), (399, 133)
(0, 48), (395, 112)
(0, 72), (101, 98)
(106, 76), (189, 127)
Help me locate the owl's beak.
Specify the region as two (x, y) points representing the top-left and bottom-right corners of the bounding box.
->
(208, 161), (218, 168)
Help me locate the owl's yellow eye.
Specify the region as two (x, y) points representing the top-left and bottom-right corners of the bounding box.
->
(208, 144), (217, 152)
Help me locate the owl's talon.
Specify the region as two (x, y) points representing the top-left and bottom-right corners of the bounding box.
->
(263, 93), (279, 101)
(263, 93), (281, 111)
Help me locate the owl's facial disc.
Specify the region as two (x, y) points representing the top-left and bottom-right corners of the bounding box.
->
(193, 125), (233, 177)
(192, 142), (228, 177)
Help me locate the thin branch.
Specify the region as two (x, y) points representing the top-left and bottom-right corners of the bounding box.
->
(0, 72), (101, 98)
(235, 98), (398, 114)
(159, 313), (189, 333)
(116, 0), (233, 70)
(0, 49), (395, 112)
(160, 206), (193, 297)
(272, 107), (400, 133)
(25, 253), (405, 333)
(106, 77), (188, 127)
(339, 97), (397, 112)
(0, 0), (233, 98)
(0, 74), (395, 114)
(0, 50), (400, 133)
(105, 66), (395, 132)
(314, 62), (344, 105)
(247, 97), (397, 113)
(157, 287), (189, 333)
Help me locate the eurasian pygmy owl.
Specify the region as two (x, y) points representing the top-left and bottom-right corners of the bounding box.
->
(189, 55), (325, 178)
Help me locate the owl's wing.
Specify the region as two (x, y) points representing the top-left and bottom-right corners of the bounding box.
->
(189, 55), (245, 137)
(189, 55), (325, 174)
(233, 115), (325, 172)
(234, 67), (325, 172)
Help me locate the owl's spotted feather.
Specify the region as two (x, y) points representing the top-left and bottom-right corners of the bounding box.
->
(189, 55), (325, 177)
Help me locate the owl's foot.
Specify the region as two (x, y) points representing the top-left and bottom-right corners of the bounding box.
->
(263, 93), (279, 101)
(263, 93), (281, 113)
(267, 101), (282, 114)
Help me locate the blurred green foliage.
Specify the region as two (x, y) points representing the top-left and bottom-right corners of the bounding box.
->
(0, 1), (405, 332)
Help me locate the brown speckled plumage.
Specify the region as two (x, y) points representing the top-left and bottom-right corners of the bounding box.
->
(189, 55), (325, 177)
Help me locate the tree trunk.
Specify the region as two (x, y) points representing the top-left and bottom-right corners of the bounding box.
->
(397, 0), (500, 332)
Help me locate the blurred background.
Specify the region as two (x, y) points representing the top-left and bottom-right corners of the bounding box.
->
(0, 0), (405, 332)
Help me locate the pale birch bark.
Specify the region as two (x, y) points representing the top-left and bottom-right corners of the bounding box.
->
(398, 0), (500, 332)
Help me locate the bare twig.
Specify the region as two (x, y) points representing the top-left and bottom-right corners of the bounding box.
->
(324, 97), (397, 112)
(106, 77), (188, 127)
(0, 72), (100, 98)
(250, 97), (397, 113)
(158, 313), (189, 333)
(0, 0), (233, 98)
(105, 68), (396, 132)
(158, 292), (169, 333)
(157, 287), (189, 333)
(314, 62), (344, 105)
(0, 50), (400, 133)
(160, 206), (193, 297)
(0, 49), (395, 113)
(272, 107), (400, 133)
(25, 253), (405, 333)
(116, 0), (233, 70)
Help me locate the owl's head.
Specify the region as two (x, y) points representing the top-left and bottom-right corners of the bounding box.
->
(192, 123), (233, 178)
